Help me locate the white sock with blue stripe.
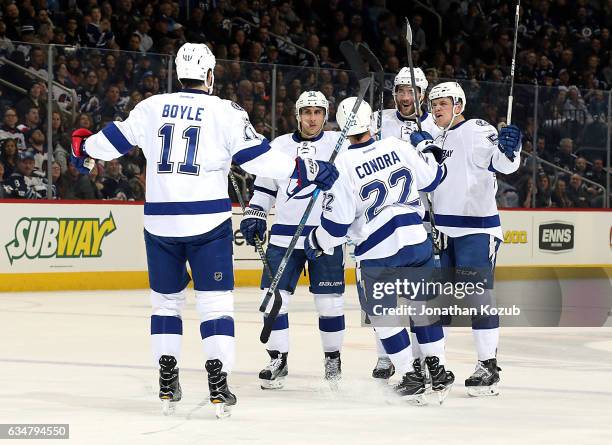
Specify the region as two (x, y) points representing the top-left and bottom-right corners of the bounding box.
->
(413, 324), (446, 365)
(263, 290), (291, 353)
(150, 289), (186, 365)
(314, 294), (345, 353)
(473, 328), (499, 361)
(375, 327), (414, 375)
(196, 290), (235, 374)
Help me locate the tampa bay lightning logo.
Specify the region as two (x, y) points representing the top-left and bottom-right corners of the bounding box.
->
(285, 180), (315, 200)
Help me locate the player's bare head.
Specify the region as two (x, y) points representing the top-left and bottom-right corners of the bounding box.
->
(296, 91), (328, 138)
(393, 67), (428, 118)
(337, 96), (372, 142)
(176, 43), (216, 93)
(428, 82), (466, 129)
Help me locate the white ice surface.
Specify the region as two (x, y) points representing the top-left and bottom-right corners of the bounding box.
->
(1, 287), (611, 445)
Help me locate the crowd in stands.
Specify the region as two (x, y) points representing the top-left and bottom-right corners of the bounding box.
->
(0, 0), (609, 207)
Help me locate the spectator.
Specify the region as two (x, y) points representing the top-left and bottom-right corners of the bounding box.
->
(585, 158), (606, 188)
(101, 159), (132, 200)
(26, 129), (47, 171)
(553, 137), (576, 171)
(567, 174), (590, 207)
(0, 108), (26, 150)
(15, 82), (46, 120)
(536, 174), (553, 208)
(88, 163), (105, 200)
(21, 106), (41, 133)
(0, 138), (18, 179)
(86, 7), (116, 49)
(551, 179), (573, 208)
(518, 176), (537, 208)
(4, 151), (49, 199)
(574, 156), (589, 176)
(58, 162), (99, 200)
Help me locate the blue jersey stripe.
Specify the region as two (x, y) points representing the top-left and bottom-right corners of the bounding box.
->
(101, 122), (133, 154)
(270, 224), (316, 236)
(232, 139), (271, 165)
(254, 185), (277, 198)
(321, 216), (350, 238)
(419, 165), (444, 192)
(355, 212), (422, 257)
(434, 214), (500, 228)
(144, 198), (231, 215)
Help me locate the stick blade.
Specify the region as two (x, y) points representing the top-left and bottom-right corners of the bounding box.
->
(405, 17), (413, 45)
(340, 40), (368, 79)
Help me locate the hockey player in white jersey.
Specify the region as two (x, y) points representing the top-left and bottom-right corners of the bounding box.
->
(410, 81), (522, 396)
(372, 67), (442, 382)
(240, 91), (348, 390)
(304, 97), (455, 403)
(70, 43), (339, 417)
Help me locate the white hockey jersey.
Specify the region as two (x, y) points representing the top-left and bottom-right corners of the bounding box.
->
(249, 131), (348, 249)
(314, 137), (443, 262)
(378, 109), (441, 232)
(431, 119), (520, 240)
(83, 89), (297, 237)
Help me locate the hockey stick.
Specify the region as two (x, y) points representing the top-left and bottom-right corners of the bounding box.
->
(357, 44), (384, 140)
(228, 169), (282, 343)
(507, 0), (521, 125)
(259, 77), (373, 326)
(405, 17), (442, 252)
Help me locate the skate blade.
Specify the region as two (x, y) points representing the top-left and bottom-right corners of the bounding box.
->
(160, 398), (177, 416)
(260, 376), (285, 390)
(212, 400), (232, 419)
(325, 377), (341, 392)
(401, 393), (428, 406)
(432, 384), (453, 404)
(466, 384), (499, 397)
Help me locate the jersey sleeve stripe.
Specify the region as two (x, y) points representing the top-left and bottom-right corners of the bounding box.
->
(101, 122), (133, 155)
(433, 214), (500, 228)
(254, 185), (278, 197)
(419, 165), (444, 192)
(232, 139), (271, 165)
(270, 224), (316, 236)
(321, 216), (351, 237)
(144, 198), (231, 215)
(354, 212), (422, 256)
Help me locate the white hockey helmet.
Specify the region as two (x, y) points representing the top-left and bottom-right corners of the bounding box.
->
(336, 96), (372, 136)
(393, 67), (428, 97)
(428, 81), (466, 114)
(175, 43), (216, 90)
(295, 90), (329, 133)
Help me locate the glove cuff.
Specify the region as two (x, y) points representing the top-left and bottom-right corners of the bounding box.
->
(244, 206), (267, 220)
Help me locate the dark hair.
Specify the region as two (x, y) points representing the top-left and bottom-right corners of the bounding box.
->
(179, 79), (206, 89)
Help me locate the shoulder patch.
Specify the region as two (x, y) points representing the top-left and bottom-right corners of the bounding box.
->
(486, 133), (498, 145)
(475, 119), (490, 126)
(231, 101), (245, 112)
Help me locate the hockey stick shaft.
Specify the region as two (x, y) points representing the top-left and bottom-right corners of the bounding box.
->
(259, 77), (372, 314)
(405, 18), (423, 132)
(507, 1), (520, 125)
(228, 170), (282, 343)
(357, 44), (384, 140)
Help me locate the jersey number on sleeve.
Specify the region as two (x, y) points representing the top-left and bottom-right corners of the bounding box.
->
(359, 167), (413, 222)
(157, 124), (201, 175)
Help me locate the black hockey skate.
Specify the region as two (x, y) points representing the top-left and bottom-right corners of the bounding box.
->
(424, 356), (455, 404)
(394, 371), (427, 405)
(412, 358), (432, 391)
(465, 358), (501, 397)
(159, 355), (181, 416)
(372, 357), (395, 380)
(259, 350), (288, 390)
(206, 359), (237, 419)
(324, 351), (342, 390)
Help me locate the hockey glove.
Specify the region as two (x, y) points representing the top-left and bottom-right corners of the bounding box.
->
(409, 130), (433, 147)
(239, 205), (267, 246)
(71, 128), (95, 174)
(295, 157), (339, 191)
(498, 125), (522, 161)
(304, 229), (324, 261)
